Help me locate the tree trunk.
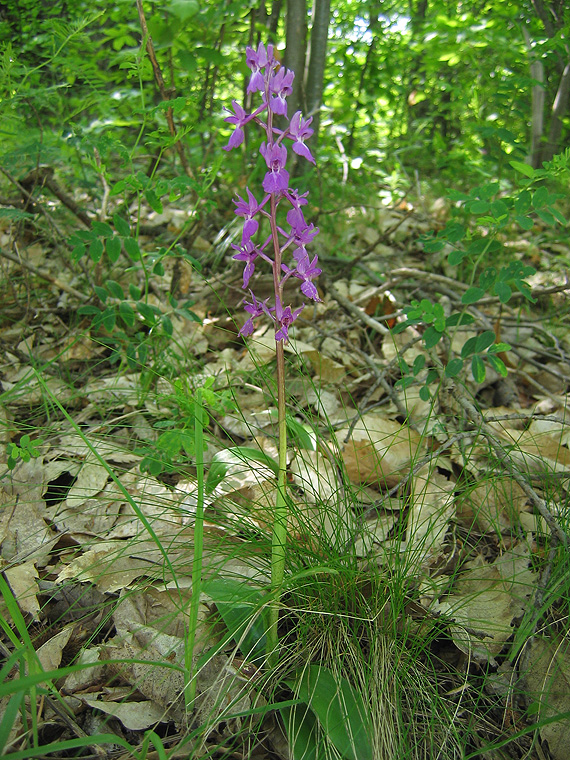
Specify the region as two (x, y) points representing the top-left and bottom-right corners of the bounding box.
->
(304, 0), (331, 149)
(540, 59), (570, 165)
(284, 0), (307, 121)
(529, 0), (570, 165)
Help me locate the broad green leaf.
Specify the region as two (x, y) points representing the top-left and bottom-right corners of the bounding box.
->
(469, 200), (489, 214)
(113, 214), (131, 237)
(161, 314), (173, 336)
(426, 369), (440, 385)
(106, 236), (122, 263)
(71, 243), (86, 262)
(461, 336), (478, 358)
(280, 704), (318, 760)
(550, 206), (567, 225)
(202, 577), (266, 660)
(445, 358), (464, 378)
(446, 312), (475, 327)
(487, 354), (508, 377)
(129, 283), (142, 300)
(137, 302), (159, 324)
(475, 330), (496, 353)
(395, 375), (416, 390)
(206, 447), (279, 494)
(487, 342), (511, 354)
(119, 302), (135, 327)
(515, 215), (534, 231)
(419, 385), (431, 402)
(89, 237), (104, 262)
(423, 326), (443, 349)
(514, 190), (531, 214)
(471, 355), (486, 383)
(288, 665), (373, 760)
(286, 416), (316, 451)
(444, 222), (465, 242)
(124, 237), (141, 261)
(91, 220), (113, 237)
(77, 305), (101, 316)
(94, 286), (108, 303)
(448, 248), (467, 266)
(424, 238), (445, 253)
(532, 186), (549, 209)
(509, 160), (535, 178)
(536, 208), (555, 226)
(494, 281), (512, 303)
(105, 280), (124, 300)
(101, 307), (116, 332)
(462, 287), (485, 305)
(412, 354), (426, 375)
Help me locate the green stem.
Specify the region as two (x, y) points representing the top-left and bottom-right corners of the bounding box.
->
(267, 192), (288, 665)
(186, 388), (205, 709)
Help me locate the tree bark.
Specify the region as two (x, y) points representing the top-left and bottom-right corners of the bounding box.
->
(304, 0), (331, 149)
(284, 0), (307, 121)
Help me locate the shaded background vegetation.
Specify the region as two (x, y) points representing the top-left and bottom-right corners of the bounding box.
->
(1, 0), (568, 209)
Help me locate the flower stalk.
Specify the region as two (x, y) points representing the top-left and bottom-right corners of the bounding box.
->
(223, 42), (320, 663)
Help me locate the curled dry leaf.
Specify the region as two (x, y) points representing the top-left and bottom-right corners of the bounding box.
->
(522, 635), (570, 760)
(456, 476), (529, 534)
(338, 412), (425, 488)
(406, 468), (455, 570)
(433, 543), (536, 663)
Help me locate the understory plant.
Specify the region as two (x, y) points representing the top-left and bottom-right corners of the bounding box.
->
(222, 42), (321, 661)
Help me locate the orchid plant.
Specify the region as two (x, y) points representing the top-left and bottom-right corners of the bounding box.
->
(223, 42), (320, 661)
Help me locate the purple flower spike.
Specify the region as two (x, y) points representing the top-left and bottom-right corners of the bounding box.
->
(223, 100), (249, 150)
(232, 240), (259, 289)
(224, 44), (319, 343)
(260, 142), (289, 194)
(289, 111), (315, 163)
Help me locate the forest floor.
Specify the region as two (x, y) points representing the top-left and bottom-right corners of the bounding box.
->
(1, 189), (570, 760)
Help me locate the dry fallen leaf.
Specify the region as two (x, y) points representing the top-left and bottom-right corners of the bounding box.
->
(522, 635), (570, 760)
(339, 412), (425, 488)
(433, 543), (536, 663)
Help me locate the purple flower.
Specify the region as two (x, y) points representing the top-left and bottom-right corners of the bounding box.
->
(259, 142), (289, 194)
(239, 291), (273, 337)
(246, 43), (272, 93)
(275, 303), (304, 342)
(268, 67), (295, 117)
(232, 240), (259, 288)
(287, 207), (319, 249)
(282, 250), (321, 301)
(289, 111), (315, 163)
(234, 188), (262, 243)
(223, 100), (249, 150)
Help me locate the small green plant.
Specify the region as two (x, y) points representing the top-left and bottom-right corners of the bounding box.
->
(5, 433), (43, 471)
(394, 164), (566, 399)
(138, 376), (234, 476)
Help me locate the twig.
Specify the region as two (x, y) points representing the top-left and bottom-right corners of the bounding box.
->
(324, 274), (389, 335)
(0, 244), (89, 302)
(451, 386), (568, 546)
(135, 0), (194, 180)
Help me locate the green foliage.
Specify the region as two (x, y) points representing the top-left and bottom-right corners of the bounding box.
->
(5, 434), (43, 471)
(283, 665), (373, 760)
(138, 377), (234, 476)
(394, 163), (566, 397)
